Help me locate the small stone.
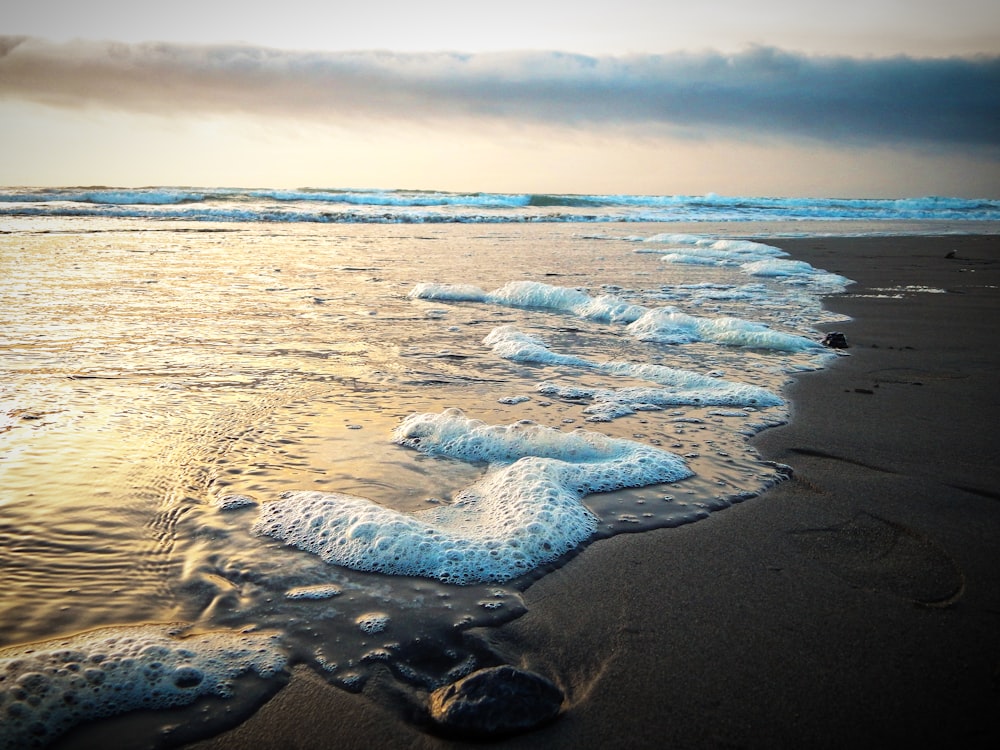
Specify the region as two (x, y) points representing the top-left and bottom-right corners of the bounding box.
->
(428, 665), (563, 737)
(821, 331), (849, 349)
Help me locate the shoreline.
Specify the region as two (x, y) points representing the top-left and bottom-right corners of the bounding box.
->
(178, 234), (1000, 748)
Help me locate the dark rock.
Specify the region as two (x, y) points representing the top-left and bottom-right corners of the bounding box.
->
(821, 331), (849, 349)
(428, 665), (563, 738)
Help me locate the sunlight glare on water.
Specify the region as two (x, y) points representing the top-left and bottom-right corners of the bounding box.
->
(1, 218), (849, 745)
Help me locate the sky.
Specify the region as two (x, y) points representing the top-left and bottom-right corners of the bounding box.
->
(1, 0), (998, 197)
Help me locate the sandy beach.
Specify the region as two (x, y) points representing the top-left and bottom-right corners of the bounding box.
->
(5, 8), (997, 748)
(176, 234), (1000, 749)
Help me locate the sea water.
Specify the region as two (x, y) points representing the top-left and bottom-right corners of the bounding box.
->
(1, 187), (998, 225)
(0, 201), (983, 746)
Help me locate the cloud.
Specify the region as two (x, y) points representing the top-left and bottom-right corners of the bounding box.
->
(1, 37), (998, 149)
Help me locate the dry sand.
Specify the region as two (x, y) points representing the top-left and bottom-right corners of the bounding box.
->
(188, 235), (1000, 749)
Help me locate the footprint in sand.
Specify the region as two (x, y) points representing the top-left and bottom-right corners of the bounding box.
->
(787, 512), (964, 607)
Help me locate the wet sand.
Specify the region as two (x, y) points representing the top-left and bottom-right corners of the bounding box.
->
(188, 235), (1000, 749)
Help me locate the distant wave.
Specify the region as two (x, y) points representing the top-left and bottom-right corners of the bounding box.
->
(0, 188), (207, 205)
(0, 187), (531, 209)
(526, 194), (605, 208)
(1, 187), (997, 223)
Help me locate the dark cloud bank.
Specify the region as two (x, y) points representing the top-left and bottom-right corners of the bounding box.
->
(1, 36), (997, 150)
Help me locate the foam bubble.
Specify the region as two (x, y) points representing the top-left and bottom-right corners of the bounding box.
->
(0, 624), (286, 749)
(687, 283), (770, 301)
(537, 377), (781, 421)
(489, 280), (591, 311)
(284, 584), (343, 600)
(488, 281), (646, 323)
(737, 259), (851, 292)
(408, 283), (487, 302)
(412, 280), (645, 323)
(636, 235), (788, 264)
(483, 326), (591, 367)
(741, 259), (819, 277)
(356, 613), (390, 634)
(655, 250), (735, 266)
(253, 410), (691, 584)
(426, 279), (822, 353)
(633, 235), (851, 291)
(486, 327), (783, 407)
(626, 308), (821, 351)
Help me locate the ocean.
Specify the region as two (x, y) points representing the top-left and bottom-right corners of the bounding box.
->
(1, 189), (996, 748)
(1, 187), (999, 225)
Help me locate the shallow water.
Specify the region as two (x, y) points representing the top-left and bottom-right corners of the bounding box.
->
(1, 219), (848, 745)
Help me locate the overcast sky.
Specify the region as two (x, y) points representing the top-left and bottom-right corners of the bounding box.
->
(1, 0), (998, 196)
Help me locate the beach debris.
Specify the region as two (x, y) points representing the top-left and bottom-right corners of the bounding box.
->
(821, 331), (849, 349)
(428, 665), (563, 737)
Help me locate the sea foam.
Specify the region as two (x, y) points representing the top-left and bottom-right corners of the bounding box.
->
(482, 326), (591, 367)
(484, 325), (783, 409)
(409, 280), (645, 323)
(252, 409), (692, 584)
(632, 234), (852, 292)
(625, 308), (820, 351)
(407, 283), (488, 302)
(413, 280), (820, 351)
(537, 379), (780, 422)
(0, 624), (285, 750)
(488, 281), (646, 323)
(635, 235), (789, 265)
